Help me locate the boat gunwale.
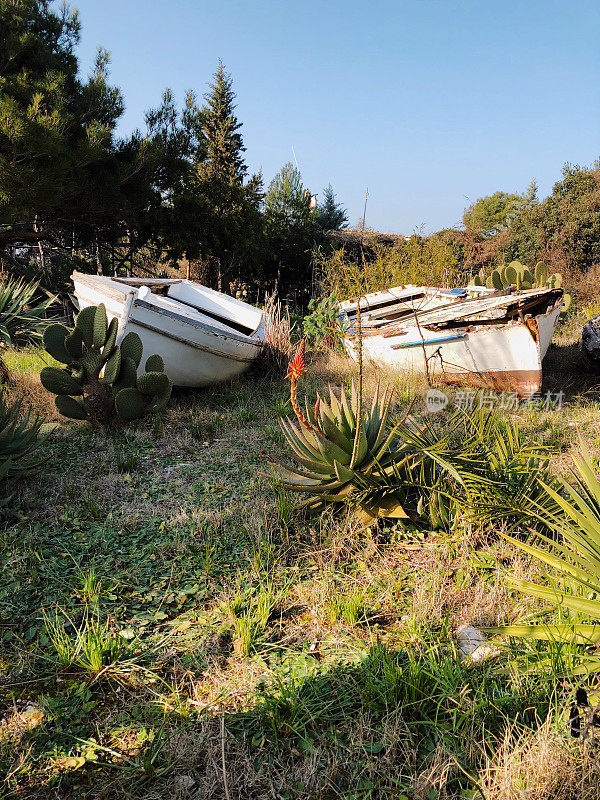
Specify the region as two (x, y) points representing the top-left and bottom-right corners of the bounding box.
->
(72, 271), (264, 347)
(132, 299), (263, 349)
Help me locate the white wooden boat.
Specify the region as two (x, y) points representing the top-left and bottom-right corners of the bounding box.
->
(338, 284), (563, 397)
(71, 272), (264, 387)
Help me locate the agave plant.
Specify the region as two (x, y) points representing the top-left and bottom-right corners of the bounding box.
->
(492, 440), (600, 675)
(0, 277), (56, 381)
(0, 277), (55, 346)
(0, 392), (46, 498)
(272, 341), (412, 524)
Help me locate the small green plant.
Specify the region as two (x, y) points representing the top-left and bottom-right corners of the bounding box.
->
(274, 482), (294, 529)
(237, 407), (256, 424)
(40, 303), (172, 427)
(328, 590), (367, 625)
(302, 294), (346, 350)
(0, 392), (46, 493)
(44, 608), (125, 674)
(116, 450), (139, 473)
(274, 396), (290, 417)
(79, 566), (101, 606)
(272, 342), (411, 525)
(226, 579), (280, 656)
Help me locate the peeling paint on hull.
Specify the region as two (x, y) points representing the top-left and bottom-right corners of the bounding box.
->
(340, 285), (563, 398)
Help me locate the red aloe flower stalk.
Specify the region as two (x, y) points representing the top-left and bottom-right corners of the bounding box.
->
(285, 340), (313, 432)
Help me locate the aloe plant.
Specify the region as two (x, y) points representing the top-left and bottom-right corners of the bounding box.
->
(272, 341), (412, 524)
(492, 441), (600, 675)
(40, 303), (172, 427)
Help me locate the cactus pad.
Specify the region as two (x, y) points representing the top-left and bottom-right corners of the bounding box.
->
(120, 332), (143, 367)
(535, 261), (548, 285)
(55, 395), (88, 420)
(75, 306), (96, 347)
(92, 303), (108, 348)
(491, 270), (503, 290)
(41, 303), (171, 428)
(40, 367), (84, 396)
(145, 354), (164, 373)
(137, 371), (170, 397)
(43, 324), (72, 364)
(115, 387), (147, 422)
(102, 349), (122, 384)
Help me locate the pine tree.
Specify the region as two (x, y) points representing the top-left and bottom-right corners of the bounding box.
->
(316, 184), (348, 231)
(192, 62), (263, 289)
(200, 62), (247, 182)
(264, 163), (317, 293)
(0, 1), (125, 247)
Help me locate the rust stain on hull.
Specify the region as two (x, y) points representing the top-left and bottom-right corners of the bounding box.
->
(441, 369), (542, 397)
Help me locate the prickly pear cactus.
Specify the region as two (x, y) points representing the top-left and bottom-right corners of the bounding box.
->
(40, 304), (172, 427)
(470, 259), (569, 312)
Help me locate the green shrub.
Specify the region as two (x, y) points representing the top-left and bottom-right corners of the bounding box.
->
(316, 234), (466, 301)
(302, 294), (346, 351)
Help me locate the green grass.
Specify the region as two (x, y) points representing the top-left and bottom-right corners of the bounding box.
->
(1, 339), (599, 798)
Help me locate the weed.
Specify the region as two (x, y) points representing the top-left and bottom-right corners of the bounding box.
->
(116, 449), (139, 473)
(274, 396), (290, 417)
(274, 482), (294, 529)
(237, 408), (256, 424)
(327, 590), (367, 625)
(78, 566), (101, 606)
(44, 608), (125, 674)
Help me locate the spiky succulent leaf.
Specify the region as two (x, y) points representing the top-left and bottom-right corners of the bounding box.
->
(505, 266), (517, 285)
(55, 394), (88, 420)
(40, 367), (83, 396)
(43, 324), (72, 364)
(120, 332), (143, 367)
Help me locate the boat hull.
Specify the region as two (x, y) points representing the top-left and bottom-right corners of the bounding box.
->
(341, 286), (562, 398)
(71, 273), (263, 388)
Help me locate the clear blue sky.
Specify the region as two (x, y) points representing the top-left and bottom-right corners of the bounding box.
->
(71, 0), (599, 234)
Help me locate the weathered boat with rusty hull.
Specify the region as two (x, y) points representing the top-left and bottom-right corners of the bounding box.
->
(338, 284), (563, 397)
(71, 272), (264, 387)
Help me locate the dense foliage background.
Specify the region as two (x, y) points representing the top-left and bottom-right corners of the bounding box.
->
(1, 0), (598, 306)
